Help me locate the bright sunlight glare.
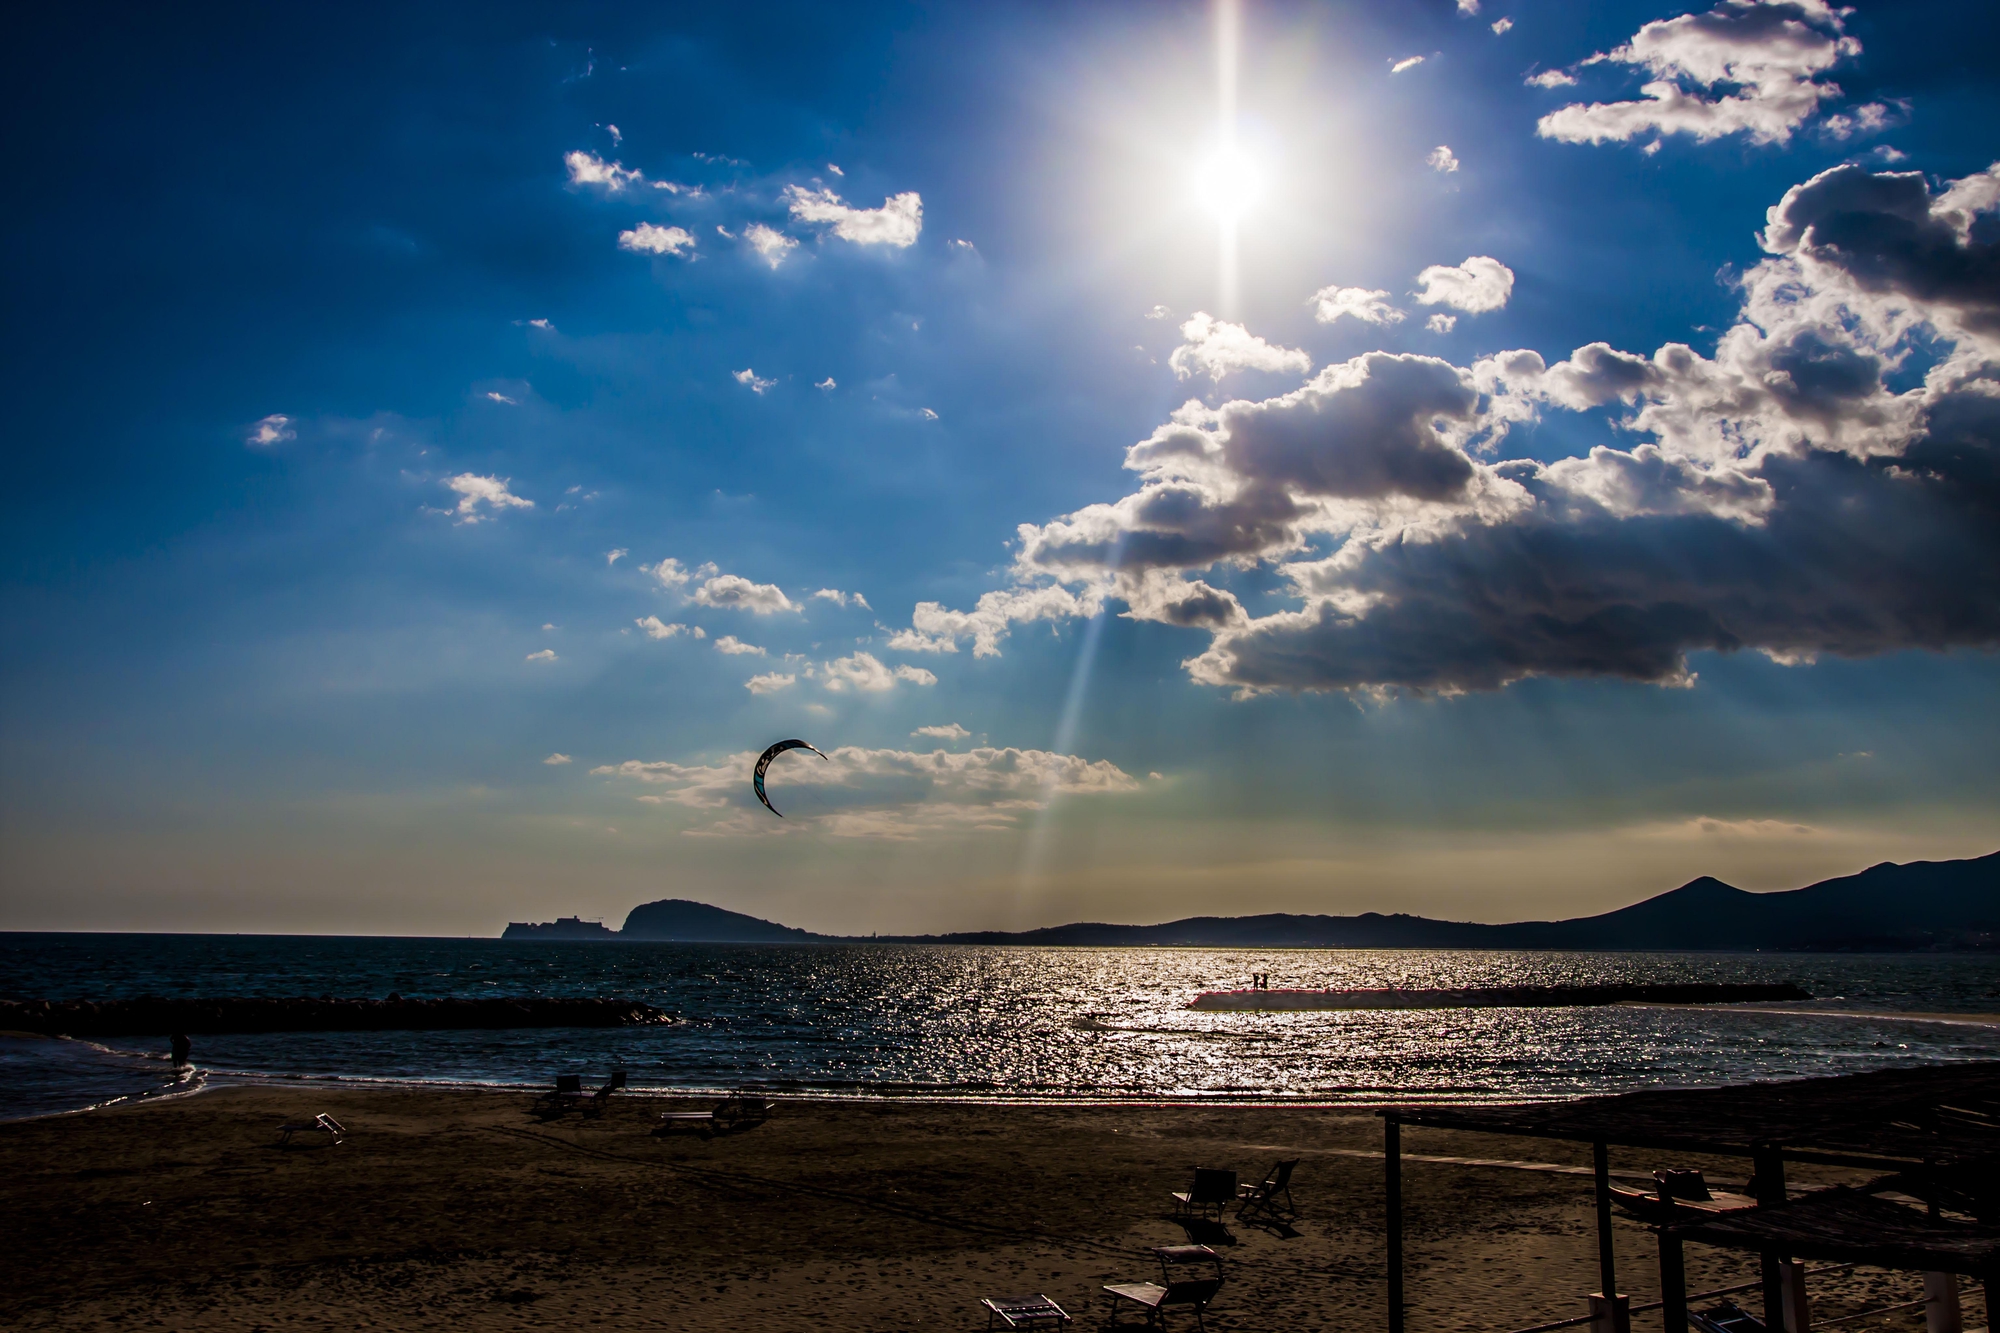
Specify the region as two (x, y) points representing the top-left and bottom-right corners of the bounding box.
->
(1193, 144), (1264, 221)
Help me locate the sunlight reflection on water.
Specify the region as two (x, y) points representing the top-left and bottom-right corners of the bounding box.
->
(2, 935), (1996, 1117)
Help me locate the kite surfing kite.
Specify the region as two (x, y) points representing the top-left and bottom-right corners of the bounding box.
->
(752, 738), (827, 817)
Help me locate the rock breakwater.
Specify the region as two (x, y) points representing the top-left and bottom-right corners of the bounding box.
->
(1187, 982), (1812, 1012)
(1, 996), (672, 1037)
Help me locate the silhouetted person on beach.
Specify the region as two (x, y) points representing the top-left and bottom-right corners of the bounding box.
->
(170, 1033), (191, 1071)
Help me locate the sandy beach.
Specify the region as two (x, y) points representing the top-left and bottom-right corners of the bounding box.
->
(1, 1084), (1963, 1332)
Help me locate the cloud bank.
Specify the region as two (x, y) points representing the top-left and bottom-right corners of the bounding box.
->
(886, 162), (2000, 696)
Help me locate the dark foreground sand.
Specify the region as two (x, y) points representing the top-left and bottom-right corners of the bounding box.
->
(0, 1086), (1967, 1332)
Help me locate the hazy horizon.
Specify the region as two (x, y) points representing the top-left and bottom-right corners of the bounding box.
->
(4, 1), (1998, 937)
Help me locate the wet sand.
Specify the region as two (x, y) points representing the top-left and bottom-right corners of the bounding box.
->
(0, 1086), (1965, 1332)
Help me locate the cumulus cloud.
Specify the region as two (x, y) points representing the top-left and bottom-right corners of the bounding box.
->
(913, 723), (971, 741)
(1427, 314), (1459, 334)
(1428, 146), (1461, 173)
(819, 651), (936, 692)
(1528, 69), (1578, 89)
(1535, 0), (1862, 147)
(1391, 56), (1426, 74)
(607, 548), (628, 565)
(565, 150), (643, 191)
(713, 635), (765, 655)
(544, 753), (573, 765)
(525, 649), (558, 663)
(1414, 256), (1514, 313)
(883, 163), (2000, 697)
(694, 574), (799, 615)
(1492, 18), (1513, 35)
(1169, 312), (1312, 381)
(744, 672), (796, 694)
(635, 615), (690, 640)
(744, 224), (797, 268)
(444, 474), (534, 524)
(246, 414), (294, 447)
(1311, 287), (1406, 326)
(734, 368), (776, 394)
(783, 187), (923, 247)
(812, 588), (871, 609)
(619, 223), (695, 255)
(592, 744), (1139, 838)
(815, 377), (837, 391)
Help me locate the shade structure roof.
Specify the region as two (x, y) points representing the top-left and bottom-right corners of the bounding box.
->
(1673, 1187), (2000, 1277)
(1384, 1061), (2000, 1168)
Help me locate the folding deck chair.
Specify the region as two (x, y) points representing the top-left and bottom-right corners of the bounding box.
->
(1236, 1158), (1299, 1223)
(1171, 1169), (1238, 1223)
(277, 1113), (346, 1145)
(1103, 1246), (1225, 1329)
(980, 1294), (1072, 1329)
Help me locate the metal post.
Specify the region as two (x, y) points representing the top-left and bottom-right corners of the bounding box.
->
(1780, 1260), (1812, 1333)
(1753, 1146), (1788, 1332)
(1923, 1272), (1963, 1333)
(1387, 1116), (1404, 1333)
(1594, 1141), (1618, 1303)
(1658, 1227), (1688, 1333)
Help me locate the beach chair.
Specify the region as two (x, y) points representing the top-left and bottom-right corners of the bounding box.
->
(1236, 1158), (1299, 1222)
(1689, 1301), (1766, 1333)
(583, 1070), (628, 1118)
(1104, 1246), (1225, 1328)
(1171, 1168), (1238, 1223)
(981, 1293), (1072, 1329)
(277, 1112), (346, 1145)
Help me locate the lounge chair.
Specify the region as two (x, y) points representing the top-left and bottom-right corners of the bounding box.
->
(656, 1090), (775, 1135)
(583, 1070), (628, 1117)
(1690, 1301), (1766, 1333)
(277, 1112), (346, 1145)
(1104, 1246), (1225, 1328)
(1608, 1167), (1756, 1222)
(1171, 1168), (1238, 1223)
(1236, 1158), (1299, 1222)
(981, 1294), (1072, 1329)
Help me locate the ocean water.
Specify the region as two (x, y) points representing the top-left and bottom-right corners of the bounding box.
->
(3, 933), (1997, 1121)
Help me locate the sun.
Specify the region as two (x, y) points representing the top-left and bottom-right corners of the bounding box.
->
(1193, 143), (1265, 222)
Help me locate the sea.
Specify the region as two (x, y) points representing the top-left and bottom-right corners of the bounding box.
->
(3, 934), (1997, 1122)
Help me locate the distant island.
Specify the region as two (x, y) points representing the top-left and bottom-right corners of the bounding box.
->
(503, 850), (1999, 952)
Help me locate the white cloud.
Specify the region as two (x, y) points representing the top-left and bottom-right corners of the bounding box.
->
(1528, 68), (1577, 88)
(1820, 102), (1896, 141)
(485, 391), (518, 405)
(734, 368), (776, 394)
(593, 744), (1139, 839)
(914, 724), (971, 744)
(714, 635), (765, 655)
(744, 224), (797, 268)
(744, 672), (796, 694)
(565, 150), (642, 191)
(1168, 312), (1312, 382)
(1391, 56), (1426, 74)
(783, 187), (923, 247)
(1456, 0), (1480, 11)
(544, 753), (573, 765)
(1492, 18), (1513, 35)
(1535, 0), (1861, 148)
(920, 407), (939, 420)
(827, 163), (843, 176)
(246, 414), (294, 447)
(619, 223), (695, 255)
(1414, 255), (1514, 313)
(527, 318), (553, 330)
(646, 557), (711, 589)
(819, 651), (936, 692)
(1146, 304), (1172, 320)
(694, 575), (799, 614)
(636, 616), (689, 640)
(887, 584), (1100, 658)
(812, 588), (871, 609)
(1428, 145), (1461, 173)
(815, 377), (836, 391)
(1427, 313), (1458, 334)
(444, 474), (534, 524)
(525, 649), (558, 663)
(605, 125), (621, 144)
(607, 548), (628, 565)
(1310, 286), (1406, 326)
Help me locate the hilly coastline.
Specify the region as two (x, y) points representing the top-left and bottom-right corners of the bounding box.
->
(503, 850), (2000, 951)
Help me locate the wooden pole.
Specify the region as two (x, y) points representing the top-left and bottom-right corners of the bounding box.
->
(1387, 1116), (1404, 1333)
(1754, 1145), (1788, 1332)
(1595, 1141), (1618, 1302)
(1658, 1227), (1688, 1333)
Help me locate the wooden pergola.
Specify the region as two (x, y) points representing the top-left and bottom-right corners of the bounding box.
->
(1378, 1062), (2000, 1333)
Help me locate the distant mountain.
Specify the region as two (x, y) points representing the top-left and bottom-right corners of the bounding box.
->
(501, 915), (616, 940)
(886, 853), (2000, 951)
(502, 852), (1999, 950)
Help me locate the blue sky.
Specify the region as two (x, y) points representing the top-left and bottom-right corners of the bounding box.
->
(4, 0), (1998, 935)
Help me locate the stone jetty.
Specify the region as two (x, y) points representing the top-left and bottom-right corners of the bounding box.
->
(1, 995), (672, 1037)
